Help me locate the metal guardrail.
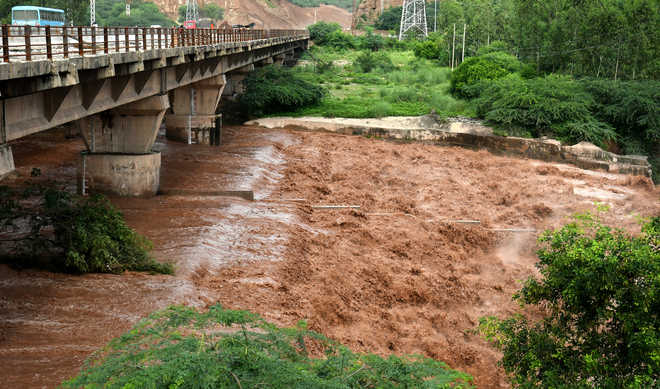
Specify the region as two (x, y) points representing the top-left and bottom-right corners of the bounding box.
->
(0, 25), (308, 62)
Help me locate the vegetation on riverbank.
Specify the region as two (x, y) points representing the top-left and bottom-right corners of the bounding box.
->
(0, 184), (172, 275)
(479, 212), (660, 387)
(63, 304), (474, 388)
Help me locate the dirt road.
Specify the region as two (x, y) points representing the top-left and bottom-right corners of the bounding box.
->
(0, 126), (657, 388)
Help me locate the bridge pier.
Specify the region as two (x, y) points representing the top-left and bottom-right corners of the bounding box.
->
(166, 75), (226, 145)
(0, 145), (15, 178)
(78, 95), (169, 197)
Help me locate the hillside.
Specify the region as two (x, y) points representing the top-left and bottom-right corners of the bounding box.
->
(153, 0), (352, 29)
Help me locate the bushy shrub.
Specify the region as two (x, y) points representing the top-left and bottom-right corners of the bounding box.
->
(475, 41), (509, 56)
(354, 51), (394, 73)
(581, 79), (660, 181)
(307, 21), (342, 44)
(450, 52), (522, 98)
(580, 79), (660, 146)
(480, 212), (660, 388)
(474, 75), (617, 146)
(413, 39), (448, 63)
(325, 30), (357, 50)
(239, 65), (326, 116)
(64, 304), (474, 388)
(374, 6), (402, 31)
(0, 186), (171, 274)
(358, 29), (386, 52)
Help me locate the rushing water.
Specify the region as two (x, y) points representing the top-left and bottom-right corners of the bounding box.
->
(0, 125), (298, 388)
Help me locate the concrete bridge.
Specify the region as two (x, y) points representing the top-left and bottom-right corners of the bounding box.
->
(0, 26), (309, 196)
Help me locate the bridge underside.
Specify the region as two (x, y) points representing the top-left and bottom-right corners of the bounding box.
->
(0, 36), (307, 195)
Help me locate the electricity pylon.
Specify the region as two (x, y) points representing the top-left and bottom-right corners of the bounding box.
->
(186, 0), (199, 22)
(398, 0), (428, 40)
(90, 0), (95, 25)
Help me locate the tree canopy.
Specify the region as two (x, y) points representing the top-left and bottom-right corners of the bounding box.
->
(97, 0), (174, 27)
(374, 0), (659, 80)
(480, 212), (660, 387)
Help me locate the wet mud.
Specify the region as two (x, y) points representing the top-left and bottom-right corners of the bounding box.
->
(0, 126), (658, 388)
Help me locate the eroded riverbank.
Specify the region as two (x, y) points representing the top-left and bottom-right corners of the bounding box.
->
(0, 124), (658, 388)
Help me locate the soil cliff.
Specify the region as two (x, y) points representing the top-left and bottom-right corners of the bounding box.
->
(152, 0), (352, 29)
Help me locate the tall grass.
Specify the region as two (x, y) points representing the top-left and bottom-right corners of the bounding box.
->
(283, 48), (470, 119)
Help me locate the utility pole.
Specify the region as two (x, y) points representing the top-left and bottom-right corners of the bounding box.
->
(434, 0), (436, 33)
(451, 23), (455, 69)
(461, 23), (466, 63)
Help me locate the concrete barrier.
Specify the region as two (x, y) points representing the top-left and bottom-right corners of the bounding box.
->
(248, 117), (652, 178)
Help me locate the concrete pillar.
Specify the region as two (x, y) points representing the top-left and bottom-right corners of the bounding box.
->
(77, 94), (169, 197)
(166, 75), (226, 145)
(0, 144), (15, 179)
(273, 54), (286, 66)
(222, 65), (254, 100)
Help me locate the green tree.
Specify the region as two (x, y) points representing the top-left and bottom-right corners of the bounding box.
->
(239, 65), (326, 117)
(97, 0), (174, 27)
(307, 21), (343, 44)
(1, 0), (88, 25)
(0, 185), (171, 274)
(480, 212), (660, 388)
(200, 3), (224, 20)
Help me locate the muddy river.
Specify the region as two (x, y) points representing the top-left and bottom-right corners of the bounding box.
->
(0, 125), (658, 388)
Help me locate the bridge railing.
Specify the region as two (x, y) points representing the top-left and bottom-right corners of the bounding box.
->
(0, 25), (308, 63)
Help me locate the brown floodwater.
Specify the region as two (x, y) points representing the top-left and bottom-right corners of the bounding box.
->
(0, 124), (658, 389)
(0, 125), (300, 388)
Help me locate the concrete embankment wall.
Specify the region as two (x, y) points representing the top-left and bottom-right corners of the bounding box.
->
(248, 118), (652, 178)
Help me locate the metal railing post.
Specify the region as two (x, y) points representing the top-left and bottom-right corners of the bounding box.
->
(63, 26), (68, 58)
(124, 27), (129, 52)
(24, 26), (31, 61)
(104, 27), (108, 53)
(45, 25), (52, 60)
(91, 26), (96, 55)
(2, 25), (8, 62)
(77, 26), (83, 56)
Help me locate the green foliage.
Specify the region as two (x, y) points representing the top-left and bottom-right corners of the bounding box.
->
(308, 21), (343, 44)
(581, 80), (660, 146)
(97, 0), (174, 27)
(476, 41), (509, 56)
(359, 28), (386, 52)
(200, 3), (224, 20)
(0, 186), (171, 274)
(354, 51), (394, 73)
(473, 75), (617, 146)
(325, 30), (357, 50)
(64, 304), (474, 388)
(450, 52), (522, 98)
(374, 6), (402, 31)
(414, 36), (449, 62)
(0, 0), (88, 25)
(239, 65), (326, 117)
(261, 46), (467, 120)
(479, 213), (660, 388)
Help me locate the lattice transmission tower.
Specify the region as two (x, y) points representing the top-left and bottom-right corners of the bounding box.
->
(186, 0), (199, 22)
(398, 0), (428, 41)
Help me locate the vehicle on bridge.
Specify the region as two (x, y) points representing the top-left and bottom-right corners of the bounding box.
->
(11, 6), (65, 26)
